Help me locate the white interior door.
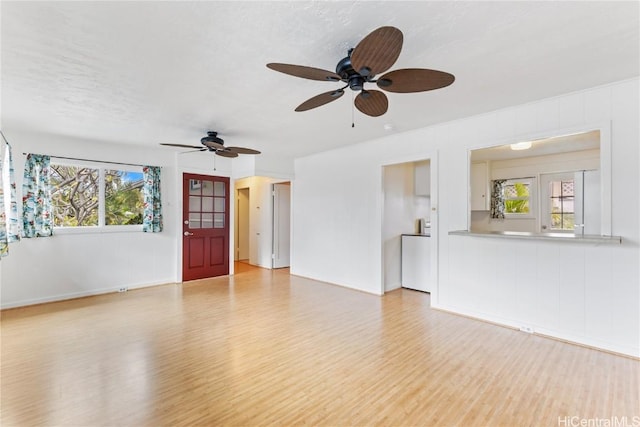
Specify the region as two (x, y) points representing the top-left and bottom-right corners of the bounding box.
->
(272, 183), (290, 268)
(575, 170), (600, 235)
(540, 171), (600, 235)
(236, 188), (250, 260)
(540, 172), (576, 234)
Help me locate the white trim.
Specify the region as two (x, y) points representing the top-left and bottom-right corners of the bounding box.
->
(53, 225), (143, 235)
(431, 302), (638, 358)
(0, 279), (177, 310)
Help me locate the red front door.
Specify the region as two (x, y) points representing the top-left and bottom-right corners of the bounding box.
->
(182, 173), (230, 281)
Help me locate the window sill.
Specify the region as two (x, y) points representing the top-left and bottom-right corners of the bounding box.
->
(53, 225), (143, 235)
(449, 230), (622, 245)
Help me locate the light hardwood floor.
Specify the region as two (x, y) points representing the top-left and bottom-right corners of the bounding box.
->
(1, 264), (638, 426)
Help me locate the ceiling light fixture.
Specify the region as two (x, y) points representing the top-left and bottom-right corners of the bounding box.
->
(510, 141), (532, 151)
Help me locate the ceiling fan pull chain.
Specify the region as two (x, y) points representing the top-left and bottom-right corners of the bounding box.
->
(351, 91), (355, 128)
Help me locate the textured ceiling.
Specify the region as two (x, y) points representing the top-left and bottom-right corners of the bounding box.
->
(1, 1), (638, 159)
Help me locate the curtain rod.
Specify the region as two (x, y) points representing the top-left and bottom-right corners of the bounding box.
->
(22, 153), (154, 169)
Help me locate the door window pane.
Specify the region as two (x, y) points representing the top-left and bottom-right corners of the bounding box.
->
(214, 213), (225, 228)
(189, 213), (201, 229)
(549, 179), (575, 230)
(214, 198), (225, 212)
(202, 197), (214, 212)
(214, 181), (225, 197)
(202, 213), (214, 229)
(189, 180), (201, 195)
(202, 180), (214, 196)
(189, 196), (201, 211)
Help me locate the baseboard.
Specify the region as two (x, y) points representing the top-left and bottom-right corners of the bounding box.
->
(0, 278), (176, 310)
(289, 272), (383, 296)
(430, 302), (640, 359)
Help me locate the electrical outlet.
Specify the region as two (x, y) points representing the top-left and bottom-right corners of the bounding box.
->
(519, 325), (534, 334)
(118, 287), (128, 293)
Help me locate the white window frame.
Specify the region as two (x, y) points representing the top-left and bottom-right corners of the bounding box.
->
(503, 177), (536, 219)
(50, 159), (143, 234)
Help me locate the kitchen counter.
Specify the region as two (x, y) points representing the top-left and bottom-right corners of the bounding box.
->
(448, 230), (622, 244)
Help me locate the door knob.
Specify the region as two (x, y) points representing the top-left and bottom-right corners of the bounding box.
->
(184, 231), (194, 236)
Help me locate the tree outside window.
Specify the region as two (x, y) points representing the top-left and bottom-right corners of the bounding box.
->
(50, 164), (143, 227)
(504, 178), (534, 216)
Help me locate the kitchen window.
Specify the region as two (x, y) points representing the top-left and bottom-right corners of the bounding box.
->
(503, 178), (535, 219)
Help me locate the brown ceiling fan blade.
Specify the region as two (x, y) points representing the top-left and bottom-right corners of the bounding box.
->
(350, 26), (403, 77)
(226, 147), (261, 155)
(376, 68), (455, 93)
(160, 143), (204, 150)
(215, 150), (239, 158)
(201, 140), (224, 150)
(267, 63), (341, 82)
(354, 90), (388, 117)
(295, 89), (344, 112)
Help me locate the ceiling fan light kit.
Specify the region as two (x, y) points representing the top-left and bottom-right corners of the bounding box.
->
(267, 26), (455, 117)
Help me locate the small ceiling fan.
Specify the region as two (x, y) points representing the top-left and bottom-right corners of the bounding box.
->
(267, 26), (455, 117)
(160, 131), (261, 158)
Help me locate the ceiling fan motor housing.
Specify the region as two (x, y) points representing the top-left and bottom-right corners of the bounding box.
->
(201, 131), (224, 146)
(336, 54), (368, 91)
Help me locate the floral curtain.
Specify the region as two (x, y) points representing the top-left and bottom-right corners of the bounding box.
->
(142, 166), (163, 232)
(490, 179), (506, 219)
(22, 154), (53, 238)
(0, 142), (20, 256)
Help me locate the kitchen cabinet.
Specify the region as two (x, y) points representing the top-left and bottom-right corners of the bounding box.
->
(414, 161), (430, 197)
(401, 234), (431, 292)
(470, 162), (490, 211)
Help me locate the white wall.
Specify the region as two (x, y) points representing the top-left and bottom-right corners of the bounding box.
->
(292, 78), (640, 357)
(0, 131), (180, 308)
(0, 130), (293, 307)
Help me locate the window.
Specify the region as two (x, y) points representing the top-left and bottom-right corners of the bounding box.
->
(503, 178), (535, 218)
(50, 161), (143, 229)
(188, 179), (226, 229)
(105, 169), (144, 225)
(549, 179), (575, 230)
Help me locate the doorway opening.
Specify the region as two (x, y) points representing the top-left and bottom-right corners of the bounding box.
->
(381, 157), (436, 298)
(233, 176), (291, 270)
